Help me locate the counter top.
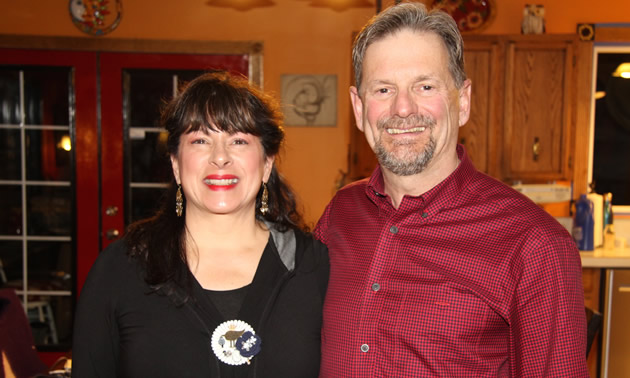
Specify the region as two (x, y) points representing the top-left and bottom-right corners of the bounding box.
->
(580, 247), (630, 268)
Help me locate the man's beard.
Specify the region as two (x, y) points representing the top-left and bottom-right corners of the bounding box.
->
(373, 114), (436, 176)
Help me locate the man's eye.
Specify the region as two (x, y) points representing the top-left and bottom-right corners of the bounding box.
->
(377, 88), (389, 94)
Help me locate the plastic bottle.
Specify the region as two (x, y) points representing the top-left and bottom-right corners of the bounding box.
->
(572, 194), (594, 251)
(603, 192), (615, 250)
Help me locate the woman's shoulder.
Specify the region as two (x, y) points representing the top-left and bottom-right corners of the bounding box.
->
(293, 228), (329, 269)
(89, 238), (139, 277)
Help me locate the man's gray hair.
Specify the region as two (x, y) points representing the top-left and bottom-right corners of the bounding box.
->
(352, 1), (466, 91)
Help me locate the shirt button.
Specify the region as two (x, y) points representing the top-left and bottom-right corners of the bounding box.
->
(371, 283), (380, 292)
(360, 344), (369, 353)
(389, 225), (398, 234)
(421, 212), (428, 218)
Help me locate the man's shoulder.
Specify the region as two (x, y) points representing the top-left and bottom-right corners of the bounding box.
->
(329, 178), (371, 205)
(338, 177), (370, 193)
(466, 172), (567, 231)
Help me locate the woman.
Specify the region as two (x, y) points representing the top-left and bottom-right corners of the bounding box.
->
(72, 72), (329, 377)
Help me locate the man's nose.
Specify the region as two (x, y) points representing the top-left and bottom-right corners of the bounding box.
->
(392, 90), (417, 118)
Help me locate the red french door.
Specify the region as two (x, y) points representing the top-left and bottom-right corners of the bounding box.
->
(0, 49), (98, 364)
(0, 48), (250, 365)
(98, 52), (250, 250)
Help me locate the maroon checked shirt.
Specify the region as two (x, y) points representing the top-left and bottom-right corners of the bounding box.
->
(314, 145), (588, 377)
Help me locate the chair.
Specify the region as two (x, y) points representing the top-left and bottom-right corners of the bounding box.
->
(0, 289), (49, 377)
(26, 300), (59, 344)
(0, 258), (58, 344)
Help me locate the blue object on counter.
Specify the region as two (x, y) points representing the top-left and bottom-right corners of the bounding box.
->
(573, 194), (594, 251)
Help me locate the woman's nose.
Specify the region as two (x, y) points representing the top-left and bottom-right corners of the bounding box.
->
(210, 145), (231, 167)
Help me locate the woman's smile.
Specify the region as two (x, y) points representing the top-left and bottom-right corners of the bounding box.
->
(204, 175), (239, 191)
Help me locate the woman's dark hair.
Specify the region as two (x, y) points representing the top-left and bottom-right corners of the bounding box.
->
(125, 71), (306, 298)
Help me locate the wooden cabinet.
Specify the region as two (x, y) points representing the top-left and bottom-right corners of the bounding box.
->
(463, 34), (579, 183)
(347, 34), (583, 185)
(460, 38), (502, 176)
(502, 36), (576, 181)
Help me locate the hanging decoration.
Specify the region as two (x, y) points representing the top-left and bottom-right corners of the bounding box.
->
(431, 0), (495, 33)
(69, 0), (123, 36)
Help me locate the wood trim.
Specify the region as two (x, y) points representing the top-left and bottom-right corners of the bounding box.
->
(561, 40), (575, 182)
(572, 40), (594, 200)
(502, 41), (515, 180)
(0, 35), (264, 86)
(594, 24), (630, 42)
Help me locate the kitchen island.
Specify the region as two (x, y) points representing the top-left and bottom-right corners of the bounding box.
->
(580, 246), (630, 377)
(580, 246), (630, 268)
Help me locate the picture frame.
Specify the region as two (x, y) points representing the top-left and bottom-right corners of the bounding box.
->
(280, 74), (337, 127)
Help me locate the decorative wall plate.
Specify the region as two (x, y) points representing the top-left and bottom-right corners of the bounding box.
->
(431, 0), (496, 33)
(69, 0), (123, 36)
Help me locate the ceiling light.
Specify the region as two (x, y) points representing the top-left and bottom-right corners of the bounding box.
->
(612, 63), (630, 79)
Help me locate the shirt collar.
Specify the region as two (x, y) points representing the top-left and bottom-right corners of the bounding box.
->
(365, 144), (477, 213)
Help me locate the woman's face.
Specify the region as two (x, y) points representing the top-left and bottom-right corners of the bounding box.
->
(171, 128), (274, 220)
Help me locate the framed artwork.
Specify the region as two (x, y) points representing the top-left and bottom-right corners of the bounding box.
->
(431, 0), (496, 33)
(281, 74), (337, 127)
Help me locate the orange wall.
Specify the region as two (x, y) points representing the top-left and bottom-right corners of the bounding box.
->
(1, 0), (629, 225)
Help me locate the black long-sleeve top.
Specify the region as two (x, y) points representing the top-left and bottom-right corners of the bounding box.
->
(72, 227), (329, 377)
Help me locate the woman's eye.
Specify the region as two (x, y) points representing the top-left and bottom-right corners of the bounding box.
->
(233, 138), (248, 145)
(191, 138), (206, 144)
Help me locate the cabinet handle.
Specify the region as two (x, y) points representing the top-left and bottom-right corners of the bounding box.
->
(532, 137), (540, 161)
(620, 286), (630, 293)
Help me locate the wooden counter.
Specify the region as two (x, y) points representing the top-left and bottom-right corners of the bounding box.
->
(580, 247), (630, 268)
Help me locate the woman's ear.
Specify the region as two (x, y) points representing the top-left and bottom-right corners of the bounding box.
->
(170, 155), (181, 185)
(263, 155), (275, 183)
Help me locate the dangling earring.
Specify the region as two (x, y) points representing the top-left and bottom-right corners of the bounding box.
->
(260, 182), (269, 215)
(175, 184), (183, 217)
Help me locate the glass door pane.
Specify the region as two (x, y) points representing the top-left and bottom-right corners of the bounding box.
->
(0, 65), (74, 347)
(99, 52), (251, 248)
(125, 69), (205, 223)
(0, 49), (98, 364)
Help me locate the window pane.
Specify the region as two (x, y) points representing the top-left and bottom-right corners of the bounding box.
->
(0, 69), (20, 124)
(27, 241), (72, 292)
(130, 130), (170, 183)
(592, 52), (630, 205)
(125, 69), (205, 127)
(0, 185), (22, 236)
(23, 67), (71, 126)
(126, 70), (173, 127)
(0, 240), (23, 288)
(0, 128), (21, 180)
(27, 186), (72, 236)
(129, 187), (167, 224)
(26, 129), (72, 181)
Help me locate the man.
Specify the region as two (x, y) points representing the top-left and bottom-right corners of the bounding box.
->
(314, 2), (588, 376)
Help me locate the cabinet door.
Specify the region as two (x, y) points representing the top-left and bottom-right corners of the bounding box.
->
(461, 39), (501, 175)
(503, 38), (575, 181)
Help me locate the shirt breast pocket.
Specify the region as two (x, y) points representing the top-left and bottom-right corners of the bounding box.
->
(385, 280), (508, 360)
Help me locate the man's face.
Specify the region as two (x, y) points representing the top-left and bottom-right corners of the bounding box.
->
(350, 29), (470, 177)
